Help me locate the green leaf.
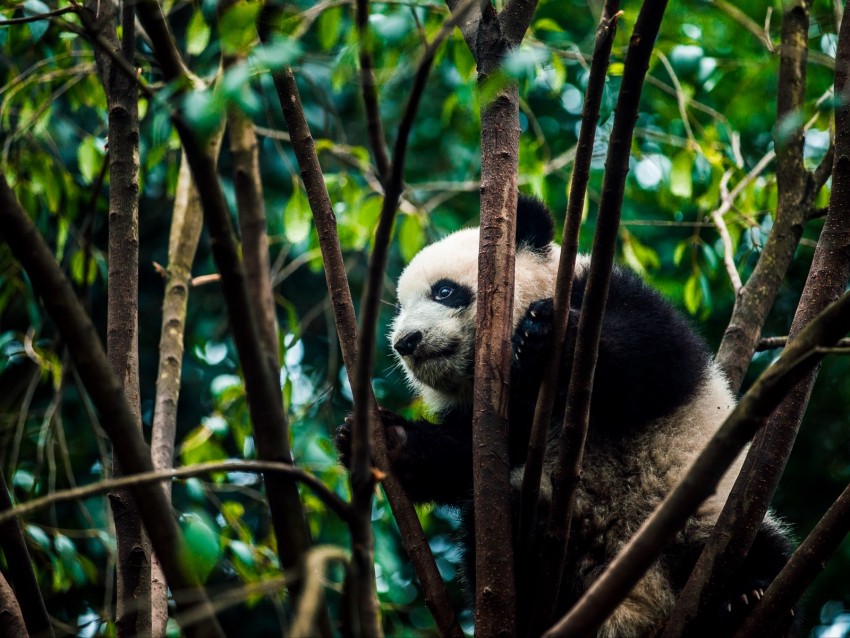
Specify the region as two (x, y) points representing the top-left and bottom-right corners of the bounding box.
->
(684, 273), (702, 315)
(670, 151), (693, 199)
(219, 1), (261, 54)
(186, 9), (211, 56)
(284, 188), (311, 244)
(180, 512), (222, 582)
(317, 6), (342, 51)
(77, 137), (102, 185)
(398, 214), (425, 263)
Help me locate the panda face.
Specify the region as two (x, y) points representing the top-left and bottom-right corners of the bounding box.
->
(390, 225), (564, 413)
(391, 229), (480, 411)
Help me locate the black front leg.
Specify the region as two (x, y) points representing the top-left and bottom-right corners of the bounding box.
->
(335, 407), (473, 505)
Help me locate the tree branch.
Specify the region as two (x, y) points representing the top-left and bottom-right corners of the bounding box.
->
(532, 0), (670, 628)
(663, 3), (850, 633)
(133, 0), (314, 606)
(731, 480), (850, 638)
(0, 469), (53, 637)
(263, 14), (463, 638)
(355, 0), (391, 180)
(519, 2), (621, 630)
(543, 289), (850, 638)
(0, 175), (224, 638)
(0, 460), (353, 528)
(715, 0), (815, 393)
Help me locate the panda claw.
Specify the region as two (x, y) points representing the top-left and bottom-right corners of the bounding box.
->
(727, 603), (732, 614)
(740, 594), (749, 606)
(752, 589), (761, 601)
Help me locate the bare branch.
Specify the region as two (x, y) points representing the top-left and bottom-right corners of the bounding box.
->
(355, 0), (391, 179)
(290, 547), (351, 637)
(0, 5), (77, 25)
(265, 23), (463, 638)
(532, 0), (671, 628)
(134, 0), (314, 604)
(664, 4), (850, 633)
(715, 0), (815, 393)
(543, 290), (850, 638)
(519, 3), (621, 628)
(0, 470), (53, 637)
(0, 460), (353, 527)
(0, 175), (224, 638)
(732, 480), (850, 638)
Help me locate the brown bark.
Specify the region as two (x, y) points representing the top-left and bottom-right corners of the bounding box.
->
(227, 107), (279, 363)
(0, 571), (28, 638)
(530, 0), (669, 629)
(0, 461), (352, 528)
(133, 0), (314, 607)
(355, 0), (391, 180)
(542, 289), (850, 638)
(0, 470), (52, 637)
(83, 0), (152, 633)
(267, 50), (463, 638)
(662, 3), (850, 634)
(518, 0), (620, 578)
(0, 176), (224, 638)
(150, 142), (221, 638)
(714, 0), (815, 393)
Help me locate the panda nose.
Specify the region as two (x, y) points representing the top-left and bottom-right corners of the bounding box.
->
(394, 331), (423, 356)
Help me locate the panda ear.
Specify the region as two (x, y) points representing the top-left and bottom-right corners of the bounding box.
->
(515, 194), (555, 252)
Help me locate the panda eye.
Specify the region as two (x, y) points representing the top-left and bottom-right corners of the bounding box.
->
(434, 285), (454, 301)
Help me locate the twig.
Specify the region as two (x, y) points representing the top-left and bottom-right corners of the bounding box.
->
(534, 0), (670, 627)
(0, 460), (353, 527)
(0, 5), (78, 25)
(0, 175), (225, 638)
(732, 480), (850, 638)
(519, 3), (621, 631)
(264, 13), (463, 637)
(290, 547), (350, 637)
(543, 290), (850, 638)
(355, 0), (391, 179)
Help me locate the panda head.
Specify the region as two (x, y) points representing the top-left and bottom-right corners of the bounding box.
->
(390, 196), (561, 413)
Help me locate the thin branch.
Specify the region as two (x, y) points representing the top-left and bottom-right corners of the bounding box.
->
(264, 12), (463, 637)
(532, 0), (670, 627)
(732, 480), (850, 638)
(0, 469), (53, 637)
(519, 2), (621, 627)
(0, 176), (224, 638)
(0, 460), (353, 527)
(355, 0), (391, 180)
(290, 547), (350, 637)
(664, 5), (850, 634)
(543, 290), (850, 638)
(757, 336), (850, 350)
(0, 5), (78, 25)
(134, 0), (314, 604)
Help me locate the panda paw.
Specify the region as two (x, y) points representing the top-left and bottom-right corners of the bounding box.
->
(334, 408), (408, 469)
(717, 580), (776, 629)
(512, 298), (554, 371)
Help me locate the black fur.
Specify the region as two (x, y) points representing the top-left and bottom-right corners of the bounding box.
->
(515, 194), (555, 252)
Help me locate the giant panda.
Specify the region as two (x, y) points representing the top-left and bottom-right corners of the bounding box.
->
(336, 195), (797, 637)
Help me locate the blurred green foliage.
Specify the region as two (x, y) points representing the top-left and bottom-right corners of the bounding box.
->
(0, 0), (848, 635)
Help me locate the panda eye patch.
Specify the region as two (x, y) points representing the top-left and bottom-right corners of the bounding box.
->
(430, 279), (473, 308)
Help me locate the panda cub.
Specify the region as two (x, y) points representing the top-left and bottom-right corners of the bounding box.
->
(337, 196), (795, 637)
